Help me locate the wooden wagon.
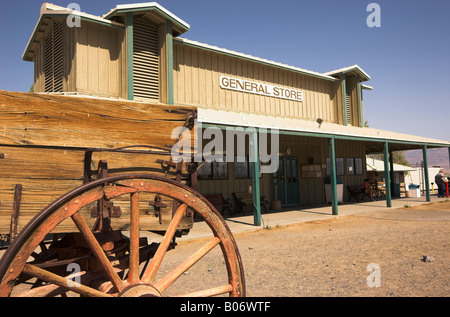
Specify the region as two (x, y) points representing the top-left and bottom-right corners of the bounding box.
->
(0, 91), (245, 297)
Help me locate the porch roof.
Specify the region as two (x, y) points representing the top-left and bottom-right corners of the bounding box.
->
(196, 107), (450, 153)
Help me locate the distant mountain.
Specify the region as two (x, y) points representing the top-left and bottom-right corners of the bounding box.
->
(404, 148), (449, 169)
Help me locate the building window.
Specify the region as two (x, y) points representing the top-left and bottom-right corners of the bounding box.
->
(197, 161), (212, 180)
(354, 158), (363, 175)
(234, 156), (249, 179)
(212, 160), (228, 180)
(326, 158), (345, 176)
(234, 156), (262, 179)
(197, 158), (228, 180)
(347, 158), (355, 175)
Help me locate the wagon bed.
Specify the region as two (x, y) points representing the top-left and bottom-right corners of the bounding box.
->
(0, 90), (196, 236)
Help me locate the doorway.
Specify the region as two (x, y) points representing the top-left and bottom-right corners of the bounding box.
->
(271, 156), (300, 205)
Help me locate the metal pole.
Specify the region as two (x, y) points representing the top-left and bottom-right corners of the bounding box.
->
(250, 130), (261, 226)
(383, 142), (392, 207)
(329, 137), (338, 215)
(422, 145), (431, 202)
(389, 150), (395, 197)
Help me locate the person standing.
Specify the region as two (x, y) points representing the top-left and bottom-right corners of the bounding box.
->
(435, 169), (446, 198)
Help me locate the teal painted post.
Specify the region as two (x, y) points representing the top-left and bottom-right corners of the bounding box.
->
(250, 131), (261, 226)
(329, 137), (338, 215)
(357, 75), (363, 127)
(126, 13), (134, 101)
(422, 145), (431, 202)
(383, 142), (392, 207)
(389, 151), (395, 197)
(166, 21), (174, 105)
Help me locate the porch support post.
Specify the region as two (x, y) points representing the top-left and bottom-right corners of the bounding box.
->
(166, 20), (174, 105)
(126, 12), (134, 101)
(422, 144), (431, 202)
(250, 130), (261, 226)
(389, 150), (394, 197)
(328, 137), (338, 215)
(383, 142), (392, 207)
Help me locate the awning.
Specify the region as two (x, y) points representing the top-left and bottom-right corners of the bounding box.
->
(196, 107), (450, 153)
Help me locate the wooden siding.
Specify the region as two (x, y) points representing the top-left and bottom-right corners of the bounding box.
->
(75, 21), (124, 98)
(173, 43), (338, 123)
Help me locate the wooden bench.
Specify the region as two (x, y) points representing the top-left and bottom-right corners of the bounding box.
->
(203, 194), (233, 217)
(375, 182), (386, 197)
(233, 192), (269, 215)
(347, 185), (371, 202)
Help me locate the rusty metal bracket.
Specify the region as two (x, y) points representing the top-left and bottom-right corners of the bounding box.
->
(148, 194), (167, 225)
(90, 201), (122, 218)
(156, 159), (176, 177)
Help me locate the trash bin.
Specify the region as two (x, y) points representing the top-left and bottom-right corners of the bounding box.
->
(408, 184), (420, 198)
(324, 176), (343, 204)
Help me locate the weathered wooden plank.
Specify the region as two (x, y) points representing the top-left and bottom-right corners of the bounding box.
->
(0, 91), (195, 149)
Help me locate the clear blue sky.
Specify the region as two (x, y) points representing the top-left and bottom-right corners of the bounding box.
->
(0, 0), (449, 141)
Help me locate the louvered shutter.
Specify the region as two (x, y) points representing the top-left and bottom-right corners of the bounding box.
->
(133, 18), (159, 100)
(44, 21), (64, 93)
(345, 84), (352, 125)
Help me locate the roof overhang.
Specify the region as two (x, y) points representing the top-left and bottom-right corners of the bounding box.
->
(196, 108), (450, 153)
(23, 3), (124, 62)
(103, 2), (190, 36)
(324, 64), (371, 82)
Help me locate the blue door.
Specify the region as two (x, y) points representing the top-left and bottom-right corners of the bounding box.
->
(272, 157), (300, 206)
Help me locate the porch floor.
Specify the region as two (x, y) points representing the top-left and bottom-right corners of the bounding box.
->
(179, 194), (450, 242)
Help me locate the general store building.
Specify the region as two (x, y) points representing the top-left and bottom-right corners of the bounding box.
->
(23, 2), (450, 225)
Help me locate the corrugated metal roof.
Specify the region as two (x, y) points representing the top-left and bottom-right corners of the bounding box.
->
(175, 38), (340, 82)
(197, 107), (450, 148)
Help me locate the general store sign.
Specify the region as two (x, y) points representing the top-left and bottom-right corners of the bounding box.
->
(219, 75), (303, 102)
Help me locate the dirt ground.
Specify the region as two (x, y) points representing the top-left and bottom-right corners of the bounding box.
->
(1, 200), (448, 297)
(160, 200), (450, 297)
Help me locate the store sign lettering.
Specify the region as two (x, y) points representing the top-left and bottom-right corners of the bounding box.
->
(219, 76), (303, 102)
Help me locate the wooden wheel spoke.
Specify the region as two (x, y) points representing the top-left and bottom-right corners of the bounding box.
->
(154, 237), (220, 293)
(71, 211), (125, 292)
(128, 192), (140, 283)
(175, 284), (233, 297)
(142, 203), (187, 284)
(21, 264), (112, 297)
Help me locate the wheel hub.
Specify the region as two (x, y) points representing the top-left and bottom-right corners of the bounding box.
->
(118, 283), (162, 297)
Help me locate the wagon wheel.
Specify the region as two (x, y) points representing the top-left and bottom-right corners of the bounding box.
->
(0, 174), (245, 297)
